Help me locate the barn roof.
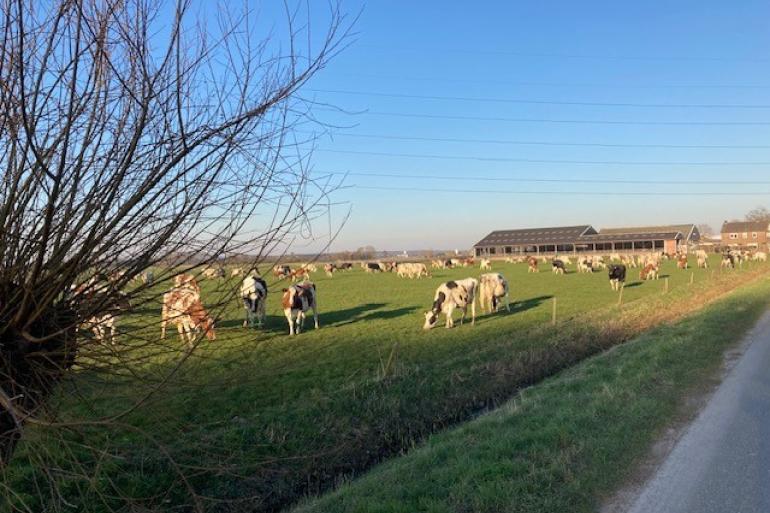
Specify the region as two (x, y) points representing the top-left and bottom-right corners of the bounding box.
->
(599, 224), (697, 239)
(581, 231), (683, 243)
(721, 221), (770, 233)
(474, 225), (596, 247)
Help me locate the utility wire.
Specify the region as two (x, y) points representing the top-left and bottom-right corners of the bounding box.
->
(325, 109), (770, 126)
(311, 88), (770, 109)
(331, 171), (770, 185)
(351, 185), (770, 197)
(320, 149), (770, 166)
(332, 72), (770, 90)
(309, 131), (770, 150)
(356, 44), (770, 63)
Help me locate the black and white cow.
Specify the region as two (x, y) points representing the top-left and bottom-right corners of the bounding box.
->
(282, 281), (319, 335)
(365, 262), (384, 273)
(241, 275), (268, 328)
(552, 259), (566, 275)
(423, 278), (478, 329)
(608, 264), (626, 291)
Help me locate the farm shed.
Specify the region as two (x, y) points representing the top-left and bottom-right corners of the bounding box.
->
(474, 223), (698, 257)
(721, 221), (770, 250)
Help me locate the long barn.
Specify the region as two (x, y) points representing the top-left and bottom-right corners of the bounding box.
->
(474, 224), (699, 257)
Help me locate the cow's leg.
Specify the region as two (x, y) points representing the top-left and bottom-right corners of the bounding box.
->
(312, 303), (319, 329)
(297, 311), (305, 334)
(242, 298), (252, 328)
(470, 298), (476, 325)
(257, 299), (265, 328)
(285, 309), (294, 335)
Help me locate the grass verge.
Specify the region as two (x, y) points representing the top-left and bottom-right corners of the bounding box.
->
(293, 274), (770, 513)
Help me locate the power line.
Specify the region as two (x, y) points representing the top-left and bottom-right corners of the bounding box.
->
(333, 72), (770, 90)
(320, 149), (770, 166)
(310, 131), (770, 150)
(356, 44), (770, 64)
(332, 171), (770, 185)
(328, 109), (770, 126)
(351, 185), (770, 197)
(311, 88), (770, 109)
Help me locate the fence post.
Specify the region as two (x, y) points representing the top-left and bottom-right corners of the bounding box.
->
(664, 277), (669, 294)
(690, 272), (694, 286)
(618, 284), (625, 306)
(551, 297), (557, 326)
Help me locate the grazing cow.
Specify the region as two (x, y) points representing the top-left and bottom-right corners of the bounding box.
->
(281, 281), (319, 335)
(559, 256), (572, 265)
(754, 251), (768, 263)
(677, 254), (688, 270)
(608, 264), (626, 291)
(697, 254), (709, 269)
(479, 258), (492, 271)
(73, 279), (131, 345)
(479, 273), (510, 313)
(396, 262), (430, 279)
(273, 265), (291, 279)
(241, 276), (268, 328)
(610, 253), (622, 262)
(230, 267), (244, 277)
(527, 257), (539, 273)
(161, 288), (216, 348)
(338, 262), (353, 271)
(431, 259), (445, 269)
(303, 263), (317, 273)
(552, 259), (566, 275)
(639, 263), (659, 281)
(577, 257), (593, 274)
(721, 253), (735, 269)
(365, 262), (385, 273)
(202, 267), (225, 279)
(423, 278), (478, 329)
(324, 263), (337, 277)
(290, 267), (310, 282)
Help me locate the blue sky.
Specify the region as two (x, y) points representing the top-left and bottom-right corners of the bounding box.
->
(292, 1), (770, 252)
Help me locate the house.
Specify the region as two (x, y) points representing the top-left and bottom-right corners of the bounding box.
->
(474, 223), (698, 257)
(721, 221), (770, 250)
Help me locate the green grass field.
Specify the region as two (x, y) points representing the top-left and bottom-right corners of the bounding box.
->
(6, 256), (769, 513)
(292, 266), (770, 513)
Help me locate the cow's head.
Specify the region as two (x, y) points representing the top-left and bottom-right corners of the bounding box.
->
(423, 311), (438, 330)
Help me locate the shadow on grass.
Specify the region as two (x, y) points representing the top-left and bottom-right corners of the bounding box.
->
(511, 295), (553, 314)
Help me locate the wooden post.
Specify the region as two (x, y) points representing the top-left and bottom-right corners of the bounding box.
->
(552, 297), (557, 326)
(664, 277), (669, 294)
(689, 272), (694, 286)
(618, 284), (624, 306)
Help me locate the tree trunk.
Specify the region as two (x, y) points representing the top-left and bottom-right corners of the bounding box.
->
(0, 301), (77, 465)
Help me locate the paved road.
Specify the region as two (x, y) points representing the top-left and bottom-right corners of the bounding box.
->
(626, 312), (770, 513)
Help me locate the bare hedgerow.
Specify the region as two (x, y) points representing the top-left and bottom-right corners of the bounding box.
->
(0, 1), (353, 511)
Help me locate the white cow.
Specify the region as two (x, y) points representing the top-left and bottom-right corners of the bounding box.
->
(479, 273), (510, 314)
(479, 258), (491, 270)
(423, 278), (478, 329)
(241, 276), (268, 328)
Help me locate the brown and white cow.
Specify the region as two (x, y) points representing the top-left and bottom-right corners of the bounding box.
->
(677, 254), (688, 270)
(282, 281), (319, 335)
(161, 288), (216, 348)
(324, 263), (337, 277)
(639, 263), (659, 281)
(527, 257), (539, 273)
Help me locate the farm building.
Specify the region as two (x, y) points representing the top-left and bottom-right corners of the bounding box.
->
(721, 221), (770, 250)
(474, 223), (699, 257)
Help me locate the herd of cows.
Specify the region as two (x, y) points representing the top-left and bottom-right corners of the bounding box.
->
(73, 248), (767, 345)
